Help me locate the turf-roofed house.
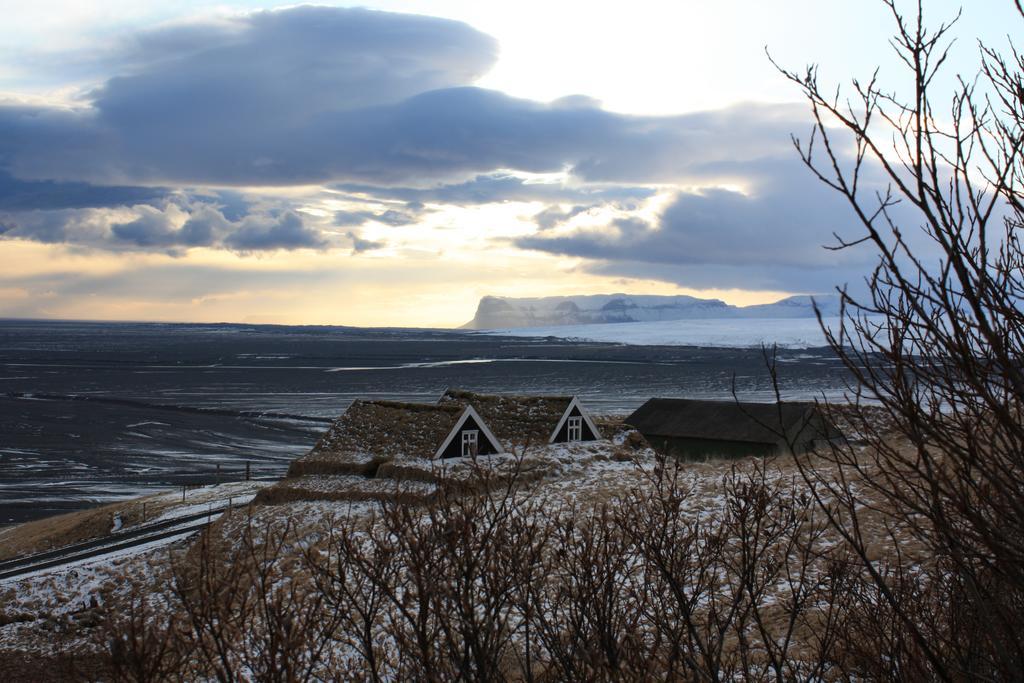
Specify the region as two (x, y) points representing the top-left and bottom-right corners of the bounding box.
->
(625, 398), (842, 460)
(288, 399), (504, 479)
(266, 391), (609, 506)
(438, 388), (602, 449)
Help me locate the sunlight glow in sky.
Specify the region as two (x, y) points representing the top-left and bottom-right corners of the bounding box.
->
(0, 1), (1016, 326)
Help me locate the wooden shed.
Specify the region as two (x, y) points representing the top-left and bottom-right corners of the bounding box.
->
(439, 389), (601, 448)
(625, 398), (842, 459)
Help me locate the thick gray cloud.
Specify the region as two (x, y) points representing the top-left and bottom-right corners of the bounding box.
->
(110, 206), (184, 248)
(0, 4), (806, 188)
(4, 87), (802, 187)
(1, 7), (500, 186)
(280, 91), (806, 187)
(0, 207), (112, 245)
(0, 171), (166, 211)
(0, 4), (892, 295)
(103, 6), (497, 115)
(223, 211), (325, 252)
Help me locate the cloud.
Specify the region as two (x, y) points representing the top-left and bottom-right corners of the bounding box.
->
(515, 158), (897, 291)
(0, 4), (808, 189)
(177, 204), (231, 246)
(347, 231), (386, 253)
(0, 171), (167, 211)
(105, 6), (497, 114)
(334, 173), (656, 206)
(0, 4), (898, 296)
(334, 208), (421, 227)
(220, 210), (326, 252)
(1, 7), (501, 186)
(110, 205), (186, 248)
(2, 201), (329, 254)
(292, 90), (806, 187)
(532, 204), (593, 230)
(0, 207), (115, 245)
(0, 263), (345, 303)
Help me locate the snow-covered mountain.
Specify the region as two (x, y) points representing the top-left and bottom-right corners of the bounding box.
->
(462, 293), (840, 329)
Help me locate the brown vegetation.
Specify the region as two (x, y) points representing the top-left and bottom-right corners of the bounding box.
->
(0, 494), (169, 562)
(88, 453), (866, 681)
(770, 0), (1024, 677)
(439, 389), (578, 445)
(6, 2), (1024, 679)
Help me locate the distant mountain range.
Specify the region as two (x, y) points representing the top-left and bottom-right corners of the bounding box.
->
(462, 293), (841, 330)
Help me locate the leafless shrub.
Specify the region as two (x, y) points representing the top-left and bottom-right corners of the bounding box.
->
(92, 516), (340, 682)
(517, 503), (647, 682)
(310, 446), (851, 682)
(95, 436), (948, 680)
(771, 0), (1024, 678)
(612, 456), (851, 681)
(305, 450), (553, 681)
(97, 585), (181, 682)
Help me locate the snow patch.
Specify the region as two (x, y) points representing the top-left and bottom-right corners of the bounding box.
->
(484, 316), (844, 349)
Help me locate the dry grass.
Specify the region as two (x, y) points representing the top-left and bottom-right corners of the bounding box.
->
(0, 423), (939, 678)
(0, 432), (944, 678)
(256, 475), (437, 506)
(286, 451), (390, 478)
(439, 388), (575, 445)
(0, 482), (268, 563)
(307, 399), (464, 462)
(0, 494), (173, 562)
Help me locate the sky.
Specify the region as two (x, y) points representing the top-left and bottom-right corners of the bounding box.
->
(0, 1), (1017, 327)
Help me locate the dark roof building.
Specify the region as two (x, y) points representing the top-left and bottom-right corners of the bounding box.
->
(439, 388), (601, 448)
(625, 398), (842, 459)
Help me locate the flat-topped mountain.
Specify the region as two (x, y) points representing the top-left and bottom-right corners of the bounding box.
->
(462, 293), (840, 329)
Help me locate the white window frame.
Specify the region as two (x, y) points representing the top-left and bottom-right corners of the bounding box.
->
(461, 430), (479, 457)
(567, 416), (583, 442)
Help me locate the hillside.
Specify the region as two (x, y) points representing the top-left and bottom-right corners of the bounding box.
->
(0, 415), (925, 680)
(462, 293), (841, 329)
(479, 315), (837, 348)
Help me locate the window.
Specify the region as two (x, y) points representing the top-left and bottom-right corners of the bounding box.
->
(567, 416), (582, 442)
(461, 430), (479, 457)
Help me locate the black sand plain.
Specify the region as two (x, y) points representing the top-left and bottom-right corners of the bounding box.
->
(0, 320), (851, 524)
